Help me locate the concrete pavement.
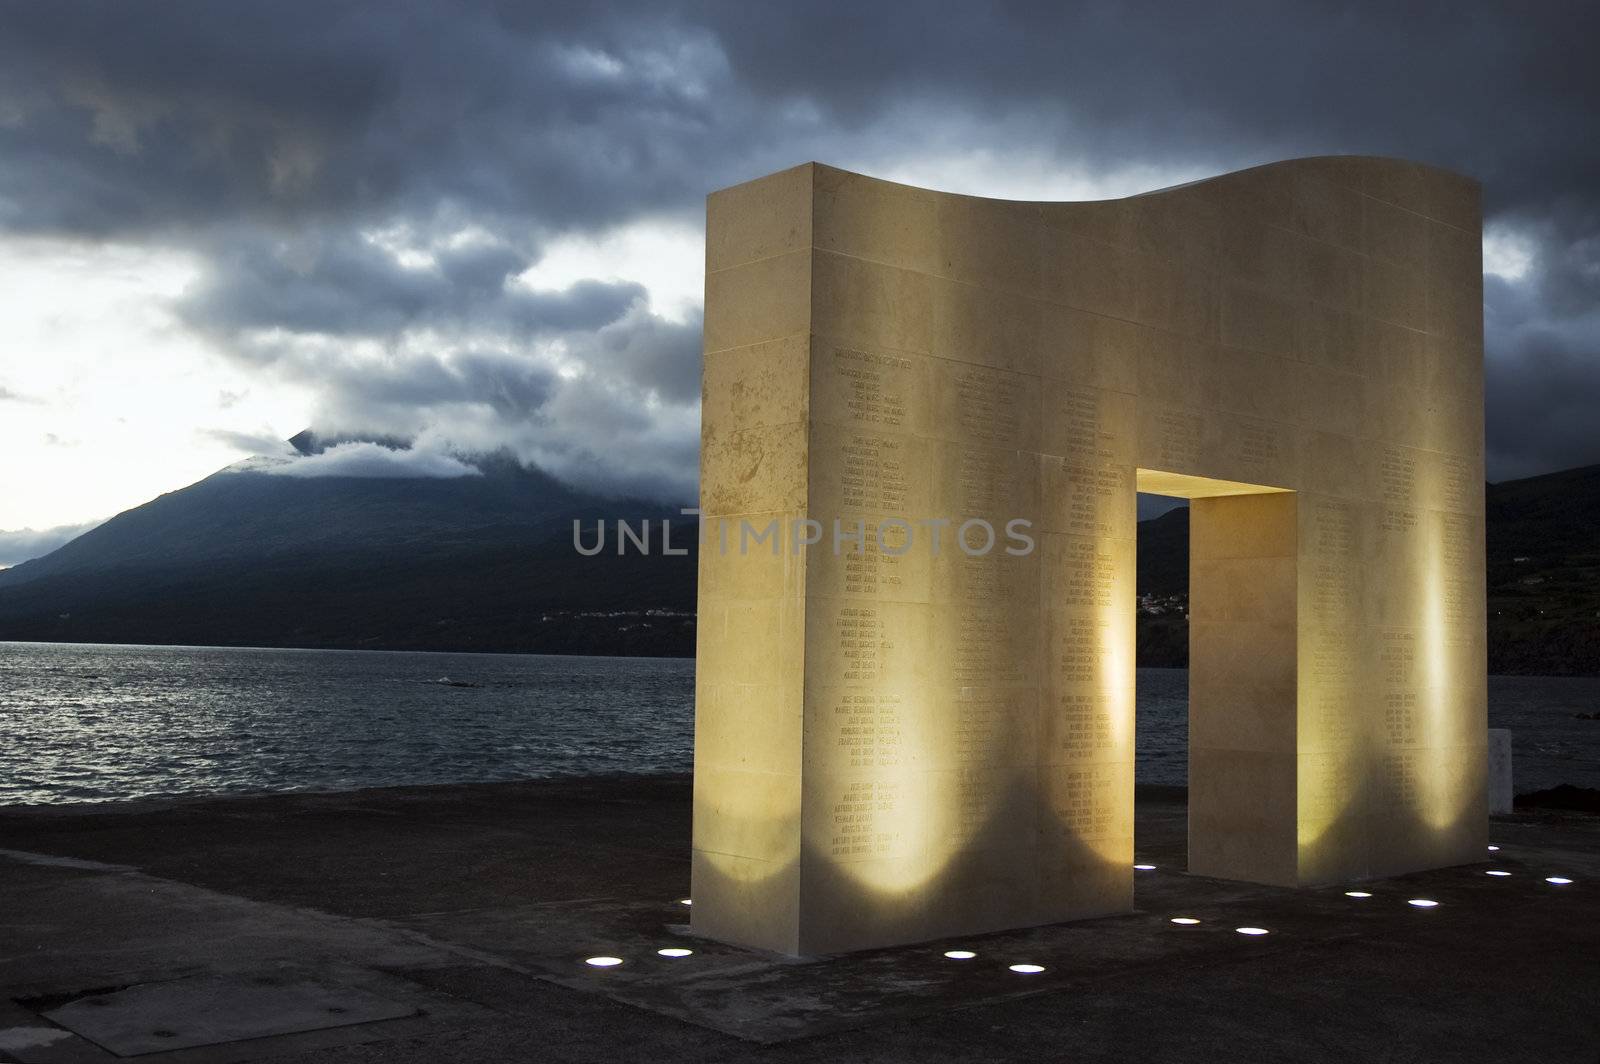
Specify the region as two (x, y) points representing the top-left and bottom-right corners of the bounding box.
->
(1, 777), (1595, 1062)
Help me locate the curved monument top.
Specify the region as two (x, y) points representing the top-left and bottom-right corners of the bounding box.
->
(732, 155), (1480, 234)
(705, 154), (1482, 283)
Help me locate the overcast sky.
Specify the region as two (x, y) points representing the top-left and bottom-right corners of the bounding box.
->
(1, 1), (1597, 554)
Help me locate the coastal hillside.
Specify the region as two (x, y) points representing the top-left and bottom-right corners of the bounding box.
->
(1484, 463), (1600, 674)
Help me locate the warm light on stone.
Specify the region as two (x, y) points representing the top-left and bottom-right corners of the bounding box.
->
(657, 948), (694, 958)
(585, 956), (623, 967)
(692, 156), (1488, 956)
(1407, 899), (1439, 908)
(1235, 927), (1270, 936)
(1009, 963), (1046, 974)
(943, 950), (977, 959)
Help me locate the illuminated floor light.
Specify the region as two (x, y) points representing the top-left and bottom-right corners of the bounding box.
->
(1008, 963), (1046, 974)
(1545, 877), (1573, 885)
(679, 899), (692, 906)
(943, 950), (977, 960)
(1235, 927), (1270, 936)
(585, 956), (623, 967)
(1169, 917), (1200, 925)
(1133, 864), (1157, 870)
(1407, 899), (1439, 908)
(1344, 891), (1372, 898)
(1487, 845), (1500, 852)
(657, 948), (693, 958)
(1485, 870), (1511, 877)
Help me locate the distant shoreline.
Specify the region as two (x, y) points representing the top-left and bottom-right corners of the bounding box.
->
(0, 636), (690, 661)
(4, 636), (1598, 679)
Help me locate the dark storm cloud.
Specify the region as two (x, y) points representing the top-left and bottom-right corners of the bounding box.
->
(715, 2), (1600, 207)
(2, 0), (1598, 488)
(0, 0), (752, 238)
(181, 227), (643, 338)
(1484, 263), (1600, 482)
(571, 305), (705, 406)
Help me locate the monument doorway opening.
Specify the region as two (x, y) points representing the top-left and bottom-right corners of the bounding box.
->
(1135, 470), (1299, 886)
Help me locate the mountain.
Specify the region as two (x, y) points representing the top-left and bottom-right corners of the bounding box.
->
(1484, 463), (1600, 675)
(1134, 507), (1191, 668)
(1136, 506), (1190, 597)
(0, 441), (697, 656)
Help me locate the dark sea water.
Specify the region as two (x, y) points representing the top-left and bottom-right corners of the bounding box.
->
(1, 642), (1597, 806)
(0, 642), (694, 806)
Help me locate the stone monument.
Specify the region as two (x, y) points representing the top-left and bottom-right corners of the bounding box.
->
(692, 157), (1487, 955)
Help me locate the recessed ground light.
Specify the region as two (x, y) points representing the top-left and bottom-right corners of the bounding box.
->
(1234, 927), (1270, 936)
(1407, 899), (1439, 908)
(679, 899), (692, 906)
(1486, 870), (1511, 877)
(1487, 845), (1500, 852)
(657, 948), (693, 958)
(1545, 877), (1573, 885)
(1170, 917), (1200, 925)
(1008, 963), (1046, 974)
(944, 950), (977, 960)
(585, 956), (624, 967)
(1134, 864), (1156, 870)
(1344, 891), (1373, 898)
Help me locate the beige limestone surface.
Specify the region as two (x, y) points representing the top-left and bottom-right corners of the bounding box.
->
(693, 157), (1486, 955)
